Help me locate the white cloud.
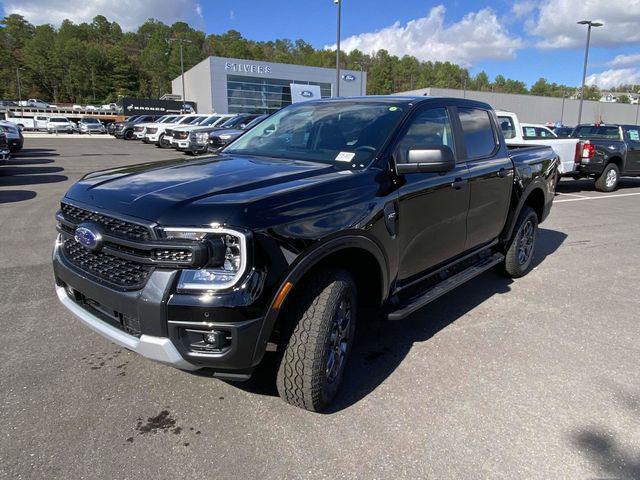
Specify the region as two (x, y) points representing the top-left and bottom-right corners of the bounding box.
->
(528, 0), (640, 48)
(608, 54), (640, 68)
(2, 0), (205, 31)
(511, 1), (538, 19)
(327, 5), (522, 67)
(586, 68), (640, 89)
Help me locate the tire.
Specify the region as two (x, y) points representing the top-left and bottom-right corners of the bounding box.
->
(158, 134), (170, 148)
(276, 269), (357, 412)
(595, 163), (620, 192)
(124, 130), (134, 140)
(503, 206), (538, 278)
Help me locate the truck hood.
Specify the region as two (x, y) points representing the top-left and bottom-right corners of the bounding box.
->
(64, 153), (347, 226)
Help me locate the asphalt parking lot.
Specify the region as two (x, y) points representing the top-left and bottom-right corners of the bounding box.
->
(1, 138), (639, 479)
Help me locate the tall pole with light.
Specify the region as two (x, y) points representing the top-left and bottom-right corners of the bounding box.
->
(168, 37), (193, 109)
(334, 0), (341, 97)
(16, 67), (24, 104)
(576, 20), (603, 125)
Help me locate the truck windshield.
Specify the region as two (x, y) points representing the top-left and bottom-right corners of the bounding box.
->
(224, 101), (407, 165)
(572, 125), (621, 139)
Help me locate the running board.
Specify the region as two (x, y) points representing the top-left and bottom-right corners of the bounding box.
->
(387, 252), (505, 321)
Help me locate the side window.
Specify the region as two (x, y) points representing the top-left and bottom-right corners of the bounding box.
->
(498, 116), (516, 139)
(395, 108), (454, 163)
(459, 108), (497, 158)
(626, 127), (640, 142)
(523, 126), (537, 138)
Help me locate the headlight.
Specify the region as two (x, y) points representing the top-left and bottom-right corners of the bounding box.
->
(193, 132), (209, 144)
(161, 227), (247, 291)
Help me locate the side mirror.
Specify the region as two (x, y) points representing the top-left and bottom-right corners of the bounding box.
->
(396, 145), (455, 174)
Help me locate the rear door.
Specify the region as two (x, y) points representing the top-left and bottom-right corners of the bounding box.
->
(456, 107), (514, 250)
(395, 103), (470, 283)
(623, 126), (640, 172)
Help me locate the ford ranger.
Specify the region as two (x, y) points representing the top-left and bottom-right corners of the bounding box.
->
(571, 123), (640, 191)
(53, 97), (558, 412)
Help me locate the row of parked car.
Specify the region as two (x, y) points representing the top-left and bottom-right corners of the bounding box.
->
(109, 112), (267, 154)
(497, 110), (640, 192)
(0, 119), (24, 164)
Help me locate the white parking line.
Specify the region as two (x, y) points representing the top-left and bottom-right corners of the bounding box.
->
(556, 192), (588, 198)
(555, 192), (640, 203)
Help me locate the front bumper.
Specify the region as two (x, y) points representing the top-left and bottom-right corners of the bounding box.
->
(144, 133), (160, 143)
(8, 137), (23, 151)
(52, 238), (267, 377)
(55, 284), (198, 370)
(0, 148), (9, 162)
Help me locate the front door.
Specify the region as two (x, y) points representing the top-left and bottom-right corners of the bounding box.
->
(395, 105), (470, 284)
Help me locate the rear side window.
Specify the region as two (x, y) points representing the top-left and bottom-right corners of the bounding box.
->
(459, 108), (497, 158)
(498, 116), (516, 139)
(625, 127), (640, 141)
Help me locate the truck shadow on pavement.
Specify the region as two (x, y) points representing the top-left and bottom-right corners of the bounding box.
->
(0, 148), (66, 189)
(557, 178), (640, 193)
(0, 190), (37, 204)
(237, 228), (567, 412)
(569, 380), (640, 479)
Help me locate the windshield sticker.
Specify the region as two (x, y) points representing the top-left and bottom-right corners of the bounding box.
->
(335, 151), (356, 162)
(629, 130), (640, 141)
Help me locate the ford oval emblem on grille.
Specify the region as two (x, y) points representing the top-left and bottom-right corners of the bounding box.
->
(75, 223), (103, 252)
(300, 90), (314, 98)
(342, 74), (356, 82)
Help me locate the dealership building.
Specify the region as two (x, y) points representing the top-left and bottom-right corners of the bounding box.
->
(171, 56), (366, 114)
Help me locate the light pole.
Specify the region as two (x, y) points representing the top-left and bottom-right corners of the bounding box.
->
(168, 38), (193, 108)
(635, 93), (640, 124)
(576, 20), (603, 125)
(16, 67), (24, 104)
(356, 61), (367, 96)
(560, 90), (566, 125)
(334, 0), (341, 97)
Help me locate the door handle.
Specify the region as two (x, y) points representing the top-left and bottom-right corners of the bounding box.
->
(497, 168), (507, 178)
(450, 178), (467, 190)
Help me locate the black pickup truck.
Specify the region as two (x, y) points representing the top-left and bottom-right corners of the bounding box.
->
(53, 97), (558, 412)
(571, 123), (640, 191)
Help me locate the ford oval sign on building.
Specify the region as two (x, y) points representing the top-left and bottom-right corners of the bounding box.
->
(342, 74), (356, 82)
(300, 90), (314, 98)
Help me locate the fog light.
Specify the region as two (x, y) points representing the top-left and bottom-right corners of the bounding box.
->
(203, 330), (226, 348)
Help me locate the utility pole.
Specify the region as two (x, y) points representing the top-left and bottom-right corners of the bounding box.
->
(560, 90), (566, 125)
(577, 20), (603, 125)
(168, 37), (193, 110)
(334, 0), (342, 97)
(16, 67), (23, 104)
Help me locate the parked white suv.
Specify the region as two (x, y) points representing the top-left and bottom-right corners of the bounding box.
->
(47, 117), (77, 134)
(144, 115), (202, 147)
(133, 115), (177, 140)
(169, 114), (234, 149)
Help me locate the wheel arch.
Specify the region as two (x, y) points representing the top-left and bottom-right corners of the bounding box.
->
(502, 185), (546, 243)
(251, 234), (390, 365)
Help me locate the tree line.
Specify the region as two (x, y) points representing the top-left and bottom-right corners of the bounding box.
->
(0, 14), (634, 105)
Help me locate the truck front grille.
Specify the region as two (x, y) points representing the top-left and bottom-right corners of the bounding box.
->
(146, 127), (158, 134)
(63, 238), (152, 288)
(60, 203), (151, 241)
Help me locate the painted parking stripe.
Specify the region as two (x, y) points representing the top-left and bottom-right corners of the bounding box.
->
(555, 192), (640, 203)
(556, 192), (588, 198)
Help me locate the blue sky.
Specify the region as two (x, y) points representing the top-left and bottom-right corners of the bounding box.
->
(3, 0), (640, 89)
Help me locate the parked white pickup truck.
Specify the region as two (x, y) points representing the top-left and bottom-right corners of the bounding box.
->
(497, 111), (581, 176)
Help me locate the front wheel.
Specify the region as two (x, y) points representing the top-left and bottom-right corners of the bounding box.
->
(503, 206), (538, 278)
(595, 163), (619, 192)
(124, 130), (134, 140)
(276, 269), (357, 412)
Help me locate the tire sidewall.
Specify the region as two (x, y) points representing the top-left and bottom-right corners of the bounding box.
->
(596, 163), (620, 192)
(318, 283), (357, 406)
(504, 207), (538, 278)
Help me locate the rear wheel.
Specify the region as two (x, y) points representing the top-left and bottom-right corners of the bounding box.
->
(276, 269), (357, 412)
(124, 130), (134, 140)
(595, 163), (619, 192)
(503, 206), (538, 278)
